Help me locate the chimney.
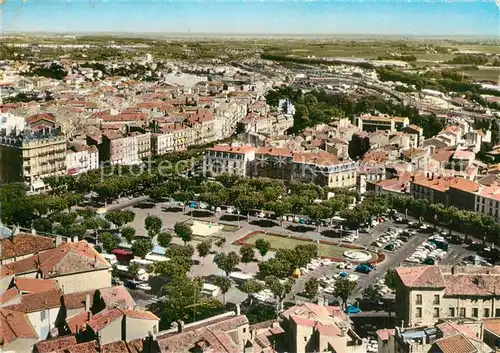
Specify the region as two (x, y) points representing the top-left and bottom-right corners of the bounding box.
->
(236, 304), (241, 316)
(31, 228), (36, 235)
(85, 293), (91, 312)
(72, 236), (79, 243)
(177, 320), (184, 333)
(55, 235), (63, 247)
(340, 327), (348, 337)
(87, 311), (91, 321)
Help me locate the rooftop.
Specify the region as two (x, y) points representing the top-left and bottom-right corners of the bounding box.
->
(207, 144), (255, 154)
(411, 176), (480, 193)
(0, 308), (38, 346)
(0, 233), (55, 261)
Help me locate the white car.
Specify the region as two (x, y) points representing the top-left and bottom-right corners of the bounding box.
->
(343, 237), (354, 243)
(348, 274), (359, 282)
(138, 283), (151, 291)
(337, 262), (346, 269)
(345, 263), (353, 269)
(406, 257), (421, 263)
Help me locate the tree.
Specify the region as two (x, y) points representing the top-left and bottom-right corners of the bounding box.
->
(121, 226), (136, 243)
(214, 252), (240, 277)
(239, 246), (255, 267)
(241, 279), (265, 306)
(157, 231), (173, 248)
(305, 204), (332, 232)
(267, 199), (291, 226)
(196, 241), (212, 264)
(100, 232), (119, 253)
(32, 218), (52, 233)
(166, 244), (195, 259)
(144, 215), (163, 237)
(105, 210), (135, 228)
(160, 276), (223, 329)
(265, 276), (294, 312)
(131, 239), (154, 258)
(213, 275), (232, 304)
(304, 277), (319, 299)
(255, 239), (271, 261)
(174, 222), (193, 245)
(128, 262), (140, 279)
(362, 285), (383, 308)
(384, 269), (398, 290)
(153, 256), (192, 279)
(333, 278), (357, 309)
(258, 258), (288, 278)
(215, 238), (226, 247)
(111, 264), (120, 278)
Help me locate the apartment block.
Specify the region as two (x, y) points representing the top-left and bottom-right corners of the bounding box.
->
(356, 115), (409, 132)
(410, 175), (480, 210)
(394, 265), (500, 327)
(132, 131), (151, 160)
(239, 112), (294, 137)
(475, 184), (500, 223)
(0, 132), (67, 193)
(203, 145), (256, 177)
(89, 131), (142, 166)
(151, 132), (174, 155)
(254, 147), (357, 188)
(66, 145), (99, 175)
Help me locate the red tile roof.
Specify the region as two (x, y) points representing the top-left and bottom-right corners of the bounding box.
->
(411, 176), (480, 193)
(4, 289), (62, 313)
(376, 328), (395, 341)
(0, 308), (38, 346)
(35, 335), (77, 353)
(483, 318), (500, 336)
(14, 278), (58, 294)
(66, 311), (92, 334)
(435, 333), (477, 353)
(101, 340), (128, 353)
(315, 322), (341, 337)
(86, 308), (123, 332)
(121, 309), (159, 321)
(2, 241), (110, 278)
(64, 340), (99, 353)
(395, 266), (446, 288)
(0, 287), (20, 305)
(256, 147), (293, 157)
(0, 233), (55, 260)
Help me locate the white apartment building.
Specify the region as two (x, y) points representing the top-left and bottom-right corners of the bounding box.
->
(66, 145), (99, 175)
(356, 115), (409, 132)
(475, 184), (500, 223)
(0, 113), (25, 135)
(395, 265), (500, 328)
(151, 133), (174, 155)
(203, 145), (255, 177)
(121, 135), (140, 165)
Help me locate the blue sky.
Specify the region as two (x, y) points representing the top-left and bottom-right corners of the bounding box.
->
(2, 0), (499, 36)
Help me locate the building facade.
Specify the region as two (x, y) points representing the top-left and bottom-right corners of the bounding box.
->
(203, 145), (256, 177)
(395, 265), (500, 328)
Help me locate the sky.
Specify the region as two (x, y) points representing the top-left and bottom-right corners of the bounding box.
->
(1, 0), (499, 36)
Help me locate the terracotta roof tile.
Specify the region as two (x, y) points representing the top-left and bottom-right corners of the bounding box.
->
(35, 335), (77, 353)
(395, 266), (446, 288)
(64, 340), (98, 353)
(101, 340), (128, 353)
(435, 334), (477, 353)
(2, 241), (110, 278)
(121, 309), (159, 321)
(66, 311), (92, 334)
(86, 308), (123, 332)
(126, 339), (144, 353)
(483, 318), (500, 336)
(0, 233), (55, 260)
(14, 278), (58, 294)
(4, 289), (62, 313)
(376, 328), (395, 341)
(0, 287), (20, 305)
(0, 308), (38, 346)
(208, 145), (255, 154)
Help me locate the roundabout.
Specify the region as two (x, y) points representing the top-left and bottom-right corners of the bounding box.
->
(343, 249), (372, 262)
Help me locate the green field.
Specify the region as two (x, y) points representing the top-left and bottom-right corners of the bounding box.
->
(243, 233), (377, 260)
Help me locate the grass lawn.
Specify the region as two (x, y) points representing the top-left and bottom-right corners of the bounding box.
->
(243, 233), (377, 261)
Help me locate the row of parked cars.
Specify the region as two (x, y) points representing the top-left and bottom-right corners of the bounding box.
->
(371, 227), (415, 250)
(406, 234), (449, 264)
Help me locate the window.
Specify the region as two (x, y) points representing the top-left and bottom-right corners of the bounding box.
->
(153, 325), (158, 334)
(472, 308), (478, 318)
(484, 308), (490, 318)
(448, 308), (455, 317)
(433, 308), (440, 318)
(243, 328), (246, 333)
(40, 311), (46, 321)
(416, 294), (422, 305)
(304, 337), (308, 342)
(496, 309), (500, 317)
(416, 308), (422, 318)
(433, 295), (440, 305)
(460, 308), (466, 317)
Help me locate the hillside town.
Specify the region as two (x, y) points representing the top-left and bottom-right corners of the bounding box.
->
(1, 38), (500, 353)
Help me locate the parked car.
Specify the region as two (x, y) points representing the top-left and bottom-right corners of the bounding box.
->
(138, 283), (152, 291)
(345, 305), (361, 314)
